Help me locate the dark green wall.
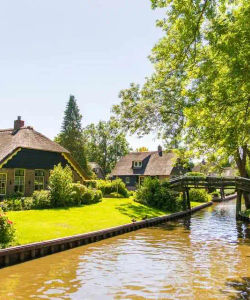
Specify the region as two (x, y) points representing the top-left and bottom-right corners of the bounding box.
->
(3, 148), (69, 169)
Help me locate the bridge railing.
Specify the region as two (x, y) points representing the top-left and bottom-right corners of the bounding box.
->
(169, 176), (250, 192)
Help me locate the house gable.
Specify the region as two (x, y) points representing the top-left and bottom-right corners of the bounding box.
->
(2, 148), (69, 169)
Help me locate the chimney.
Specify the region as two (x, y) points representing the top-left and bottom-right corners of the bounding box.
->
(14, 116), (25, 131)
(158, 145), (163, 157)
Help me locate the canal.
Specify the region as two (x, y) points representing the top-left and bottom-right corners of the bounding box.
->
(0, 200), (249, 299)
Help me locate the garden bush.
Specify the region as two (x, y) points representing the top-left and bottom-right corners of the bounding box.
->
(71, 183), (102, 205)
(189, 189), (212, 203)
(0, 197), (35, 211)
(92, 190), (103, 203)
(32, 190), (51, 209)
(211, 191), (220, 198)
(109, 192), (124, 198)
(84, 180), (98, 188)
(186, 172), (206, 178)
(96, 179), (128, 197)
(22, 197), (35, 210)
(49, 164), (73, 207)
(0, 208), (15, 247)
(82, 189), (102, 204)
(135, 177), (181, 212)
(71, 183), (88, 205)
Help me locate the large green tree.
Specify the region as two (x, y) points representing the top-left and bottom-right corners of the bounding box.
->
(113, 0), (250, 206)
(83, 118), (130, 175)
(56, 95), (92, 176)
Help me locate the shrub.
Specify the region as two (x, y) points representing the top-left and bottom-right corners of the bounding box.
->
(186, 172), (206, 178)
(82, 189), (102, 204)
(6, 198), (23, 211)
(0, 197), (34, 211)
(92, 190), (103, 203)
(71, 183), (87, 205)
(211, 191), (220, 198)
(71, 183), (102, 205)
(22, 197), (34, 210)
(49, 164), (73, 207)
(32, 190), (51, 209)
(0, 208), (15, 247)
(0, 201), (9, 212)
(135, 177), (181, 212)
(109, 192), (124, 198)
(96, 179), (128, 197)
(189, 189), (212, 203)
(84, 180), (98, 188)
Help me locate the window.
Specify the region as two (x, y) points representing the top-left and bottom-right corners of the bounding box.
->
(0, 174), (7, 195)
(133, 161), (142, 168)
(35, 170), (45, 191)
(14, 169), (25, 194)
(125, 177), (130, 184)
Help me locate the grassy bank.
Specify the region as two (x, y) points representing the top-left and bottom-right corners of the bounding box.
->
(6, 198), (204, 246)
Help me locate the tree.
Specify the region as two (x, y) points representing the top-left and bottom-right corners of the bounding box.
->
(83, 118), (130, 175)
(113, 0), (250, 207)
(56, 95), (92, 176)
(136, 147), (149, 152)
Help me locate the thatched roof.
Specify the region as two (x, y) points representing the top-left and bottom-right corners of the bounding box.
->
(111, 151), (177, 176)
(0, 127), (69, 165)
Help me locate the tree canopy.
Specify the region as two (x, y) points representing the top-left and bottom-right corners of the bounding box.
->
(113, 0), (249, 176)
(56, 95), (92, 176)
(83, 118), (130, 175)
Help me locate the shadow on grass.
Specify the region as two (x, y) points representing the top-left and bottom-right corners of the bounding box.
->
(116, 203), (167, 220)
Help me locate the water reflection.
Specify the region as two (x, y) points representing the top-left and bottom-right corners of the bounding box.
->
(0, 200), (249, 299)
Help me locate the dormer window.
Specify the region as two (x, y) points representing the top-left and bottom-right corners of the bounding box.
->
(133, 161), (142, 168)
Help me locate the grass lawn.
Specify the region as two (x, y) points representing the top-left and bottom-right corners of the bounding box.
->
(6, 198), (205, 246)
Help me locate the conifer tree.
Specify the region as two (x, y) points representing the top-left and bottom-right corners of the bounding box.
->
(56, 95), (91, 176)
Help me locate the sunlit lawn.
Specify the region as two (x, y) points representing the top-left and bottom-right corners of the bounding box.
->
(7, 198), (205, 246)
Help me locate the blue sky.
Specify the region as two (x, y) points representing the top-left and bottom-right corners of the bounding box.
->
(0, 0), (164, 150)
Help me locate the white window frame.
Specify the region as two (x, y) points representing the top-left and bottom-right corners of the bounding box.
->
(14, 169), (25, 194)
(0, 173), (7, 195)
(34, 169), (45, 191)
(133, 161), (142, 168)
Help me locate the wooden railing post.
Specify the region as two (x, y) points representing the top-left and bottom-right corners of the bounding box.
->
(182, 190), (187, 211)
(186, 188), (191, 210)
(236, 190), (242, 219)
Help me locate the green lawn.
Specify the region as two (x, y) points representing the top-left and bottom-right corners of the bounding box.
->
(6, 198), (204, 246)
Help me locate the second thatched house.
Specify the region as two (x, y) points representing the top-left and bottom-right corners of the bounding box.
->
(111, 146), (186, 190)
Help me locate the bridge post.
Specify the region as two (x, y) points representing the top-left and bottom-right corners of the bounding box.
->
(220, 188), (225, 200)
(182, 191), (187, 211)
(236, 190), (242, 219)
(186, 188), (191, 210)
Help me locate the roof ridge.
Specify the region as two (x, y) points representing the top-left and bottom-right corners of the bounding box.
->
(129, 151), (157, 154)
(0, 128), (13, 132)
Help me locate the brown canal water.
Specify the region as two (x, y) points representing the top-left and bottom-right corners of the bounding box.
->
(0, 200), (249, 300)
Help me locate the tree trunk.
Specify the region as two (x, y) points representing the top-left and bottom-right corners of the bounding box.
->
(235, 146), (250, 209)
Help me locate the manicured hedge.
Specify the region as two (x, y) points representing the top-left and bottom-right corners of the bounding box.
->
(84, 179), (129, 198)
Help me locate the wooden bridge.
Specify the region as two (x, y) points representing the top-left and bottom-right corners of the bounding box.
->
(169, 176), (250, 218)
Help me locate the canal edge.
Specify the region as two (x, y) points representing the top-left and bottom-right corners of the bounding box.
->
(0, 202), (213, 269)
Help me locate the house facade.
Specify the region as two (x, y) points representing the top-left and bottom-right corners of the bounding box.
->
(0, 117), (88, 197)
(111, 146), (186, 190)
